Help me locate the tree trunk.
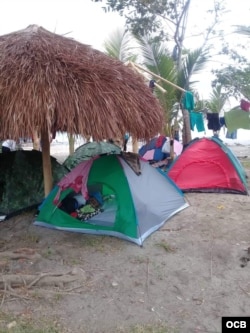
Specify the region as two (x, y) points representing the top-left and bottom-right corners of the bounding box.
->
(182, 109), (192, 147)
(41, 129), (53, 197)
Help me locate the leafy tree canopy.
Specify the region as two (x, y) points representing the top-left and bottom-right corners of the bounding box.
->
(212, 65), (250, 100)
(93, 0), (188, 42)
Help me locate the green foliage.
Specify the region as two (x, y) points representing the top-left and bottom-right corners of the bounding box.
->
(93, 0), (186, 41)
(135, 36), (178, 135)
(212, 65), (250, 100)
(176, 48), (209, 103)
(0, 312), (61, 333)
(205, 85), (228, 113)
(103, 28), (139, 62)
(94, 0), (227, 145)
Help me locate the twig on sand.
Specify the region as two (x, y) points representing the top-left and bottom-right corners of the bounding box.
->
(0, 271), (77, 290)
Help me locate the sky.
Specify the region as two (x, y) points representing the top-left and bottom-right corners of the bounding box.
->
(0, 0), (125, 51)
(0, 0), (249, 100)
(1, 0), (249, 53)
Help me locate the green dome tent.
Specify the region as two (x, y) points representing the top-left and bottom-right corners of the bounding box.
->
(63, 141), (121, 170)
(35, 154), (189, 245)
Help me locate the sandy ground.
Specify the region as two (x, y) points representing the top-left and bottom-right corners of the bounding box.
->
(0, 140), (250, 333)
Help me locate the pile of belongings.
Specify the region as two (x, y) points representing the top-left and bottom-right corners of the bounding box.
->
(59, 191), (105, 221)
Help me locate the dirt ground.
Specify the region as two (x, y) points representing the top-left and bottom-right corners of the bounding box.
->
(0, 142), (250, 333)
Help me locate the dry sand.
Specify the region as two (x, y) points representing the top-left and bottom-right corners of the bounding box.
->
(0, 139), (250, 333)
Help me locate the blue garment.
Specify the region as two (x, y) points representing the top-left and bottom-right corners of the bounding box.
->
(190, 112), (205, 132)
(182, 91), (194, 112)
(226, 130), (237, 139)
(139, 138), (157, 156)
(124, 132), (130, 140)
(219, 117), (225, 127)
(153, 148), (167, 161)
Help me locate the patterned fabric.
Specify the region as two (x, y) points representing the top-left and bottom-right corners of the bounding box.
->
(77, 206), (102, 221)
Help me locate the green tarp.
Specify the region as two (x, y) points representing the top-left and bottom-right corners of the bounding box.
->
(0, 150), (68, 219)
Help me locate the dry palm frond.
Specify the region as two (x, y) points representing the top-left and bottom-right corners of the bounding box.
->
(0, 25), (164, 141)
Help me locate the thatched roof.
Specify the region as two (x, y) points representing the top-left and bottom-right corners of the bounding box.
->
(0, 25), (164, 141)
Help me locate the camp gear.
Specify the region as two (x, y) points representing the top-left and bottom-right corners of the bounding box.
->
(167, 137), (248, 195)
(63, 141), (121, 170)
(35, 154), (189, 245)
(0, 150), (68, 220)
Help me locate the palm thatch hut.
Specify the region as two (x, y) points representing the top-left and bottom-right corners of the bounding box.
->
(0, 25), (164, 196)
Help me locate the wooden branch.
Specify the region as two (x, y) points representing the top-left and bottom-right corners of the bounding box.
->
(0, 249), (41, 261)
(132, 62), (186, 93)
(0, 273), (78, 289)
(129, 62), (167, 93)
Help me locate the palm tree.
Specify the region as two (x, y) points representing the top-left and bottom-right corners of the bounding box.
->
(103, 28), (138, 63)
(103, 28), (141, 152)
(138, 36), (209, 144)
(234, 26), (250, 37)
(103, 29), (210, 147)
(206, 85), (228, 113)
(137, 36), (177, 137)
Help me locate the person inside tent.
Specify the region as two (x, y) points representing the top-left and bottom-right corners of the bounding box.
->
(1, 139), (17, 153)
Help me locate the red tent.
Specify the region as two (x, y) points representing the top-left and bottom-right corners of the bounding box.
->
(167, 137), (248, 195)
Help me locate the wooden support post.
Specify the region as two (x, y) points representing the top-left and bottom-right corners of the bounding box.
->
(41, 129), (53, 197)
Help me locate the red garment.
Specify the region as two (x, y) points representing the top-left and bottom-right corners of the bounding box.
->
(240, 99), (250, 112)
(53, 159), (95, 204)
(155, 135), (166, 148)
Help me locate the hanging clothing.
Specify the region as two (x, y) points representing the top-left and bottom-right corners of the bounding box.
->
(219, 117), (226, 127)
(226, 129), (237, 139)
(206, 113), (221, 131)
(224, 108), (250, 132)
(190, 112), (205, 132)
(155, 135), (166, 148)
(182, 91), (194, 112)
(240, 99), (250, 112)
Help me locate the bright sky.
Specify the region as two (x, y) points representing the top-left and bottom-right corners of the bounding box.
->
(0, 0), (125, 51)
(1, 0), (249, 52)
(0, 0), (249, 100)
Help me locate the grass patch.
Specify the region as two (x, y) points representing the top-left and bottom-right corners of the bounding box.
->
(0, 312), (63, 333)
(23, 233), (40, 244)
(156, 241), (176, 253)
(241, 160), (250, 169)
(116, 323), (179, 333)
